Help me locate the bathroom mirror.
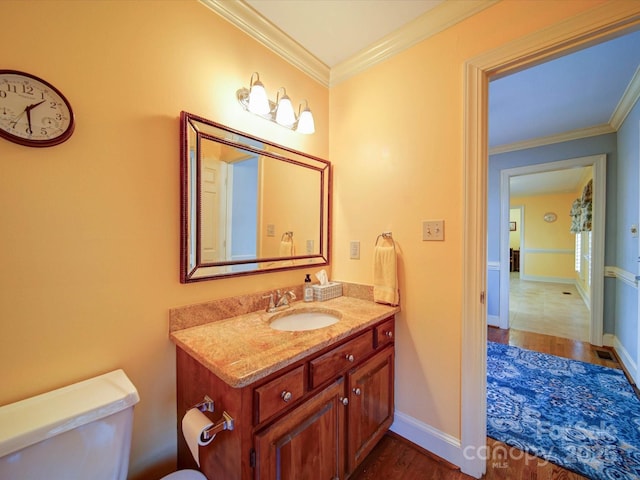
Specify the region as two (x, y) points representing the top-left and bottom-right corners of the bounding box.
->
(180, 112), (331, 282)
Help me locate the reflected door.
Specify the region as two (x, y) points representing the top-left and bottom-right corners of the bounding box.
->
(201, 156), (228, 263)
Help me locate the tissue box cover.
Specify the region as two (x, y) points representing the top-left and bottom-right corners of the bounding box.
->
(312, 282), (342, 301)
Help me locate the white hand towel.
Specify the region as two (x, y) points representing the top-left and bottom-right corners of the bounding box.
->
(279, 239), (294, 257)
(373, 245), (399, 306)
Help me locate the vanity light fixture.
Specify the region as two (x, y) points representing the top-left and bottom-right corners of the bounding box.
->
(247, 72), (270, 115)
(296, 100), (315, 134)
(237, 72), (315, 134)
(274, 88), (295, 127)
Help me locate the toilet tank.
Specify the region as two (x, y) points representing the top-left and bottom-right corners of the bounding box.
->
(0, 369), (140, 480)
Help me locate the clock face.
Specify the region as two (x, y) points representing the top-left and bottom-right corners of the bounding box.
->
(0, 70), (74, 147)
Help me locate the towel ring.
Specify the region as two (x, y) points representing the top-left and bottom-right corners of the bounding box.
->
(281, 231), (293, 241)
(375, 232), (396, 251)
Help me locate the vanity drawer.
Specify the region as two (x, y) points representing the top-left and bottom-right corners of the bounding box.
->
(255, 365), (305, 424)
(309, 331), (373, 389)
(375, 318), (395, 348)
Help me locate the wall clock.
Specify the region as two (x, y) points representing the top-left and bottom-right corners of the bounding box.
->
(0, 70), (74, 147)
(543, 212), (557, 223)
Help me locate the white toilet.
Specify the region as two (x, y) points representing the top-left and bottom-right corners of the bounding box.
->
(0, 369), (206, 480)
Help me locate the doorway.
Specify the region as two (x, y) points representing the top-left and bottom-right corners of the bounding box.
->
(460, 7), (640, 478)
(499, 156), (606, 346)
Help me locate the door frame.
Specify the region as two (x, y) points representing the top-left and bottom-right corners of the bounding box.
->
(498, 156), (606, 344)
(460, 5), (640, 477)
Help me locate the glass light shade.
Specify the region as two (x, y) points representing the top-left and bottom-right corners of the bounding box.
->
(248, 82), (270, 115)
(275, 96), (295, 127)
(296, 108), (315, 134)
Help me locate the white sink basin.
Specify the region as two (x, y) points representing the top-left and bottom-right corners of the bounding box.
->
(269, 309), (340, 331)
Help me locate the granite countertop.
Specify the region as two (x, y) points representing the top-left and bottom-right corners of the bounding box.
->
(170, 296), (399, 388)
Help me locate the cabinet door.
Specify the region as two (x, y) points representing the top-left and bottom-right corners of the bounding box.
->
(255, 378), (346, 480)
(346, 346), (394, 474)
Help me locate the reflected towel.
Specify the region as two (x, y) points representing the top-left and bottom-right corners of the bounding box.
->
(279, 239), (294, 257)
(373, 245), (399, 306)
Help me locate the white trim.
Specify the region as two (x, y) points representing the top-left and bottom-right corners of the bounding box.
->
(330, 0), (498, 86)
(610, 65), (640, 129)
(199, 0), (329, 85)
(605, 265), (639, 288)
(519, 274), (576, 284)
(390, 411), (464, 468)
(613, 335), (639, 385)
(464, 4), (640, 478)
(489, 124), (615, 155)
(603, 333), (615, 347)
(487, 314), (500, 328)
(200, 0), (497, 88)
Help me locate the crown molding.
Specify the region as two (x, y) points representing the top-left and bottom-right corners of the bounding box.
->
(200, 0), (498, 88)
(199, 0), (330, 86)
(330, 0), (498, 86)
(610, 64), (640, 129)
(488, 123), (615, 155)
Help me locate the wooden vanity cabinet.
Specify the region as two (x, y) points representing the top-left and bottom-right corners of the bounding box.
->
(175, 315), (395, 480)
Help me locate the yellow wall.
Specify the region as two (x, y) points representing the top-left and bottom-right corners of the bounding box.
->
(511, 193), (577, 280)
(509, 208), (521, 249)
(329, 0), (606, 440)
(0, 2), (328, 478)
(2, 0), (630, 478)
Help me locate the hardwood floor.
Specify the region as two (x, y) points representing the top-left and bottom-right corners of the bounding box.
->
(351, 328), (623, 480)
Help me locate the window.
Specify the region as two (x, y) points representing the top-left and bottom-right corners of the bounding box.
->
(575, 234), (581, 272)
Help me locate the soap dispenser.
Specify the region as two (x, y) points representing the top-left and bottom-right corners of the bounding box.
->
(303, 274), (314, 302)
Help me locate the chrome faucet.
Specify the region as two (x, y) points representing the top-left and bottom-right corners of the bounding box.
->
(263, 290), (296, 313)
(275, 289), (296, 308)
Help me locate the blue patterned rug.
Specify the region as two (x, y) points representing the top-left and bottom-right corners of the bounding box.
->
(487, 341), (640, 479)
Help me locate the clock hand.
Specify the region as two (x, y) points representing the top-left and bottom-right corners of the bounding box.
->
(26, 108), (33, 134)
(9, 109), (26, 128)
(26, 100), (46, 111)
(24, 100), (45, 134)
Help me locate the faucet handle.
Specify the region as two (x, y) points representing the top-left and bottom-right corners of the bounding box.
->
(262, 293), (275, 311)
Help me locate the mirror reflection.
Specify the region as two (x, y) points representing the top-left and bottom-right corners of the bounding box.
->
(180, 112), (331, 282)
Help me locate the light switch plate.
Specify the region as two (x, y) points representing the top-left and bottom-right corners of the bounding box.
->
(306, 239), (314, 254)
(267, 224), (275, 237)
(350, 241), (360, 259)
(423, 220), (444, 241)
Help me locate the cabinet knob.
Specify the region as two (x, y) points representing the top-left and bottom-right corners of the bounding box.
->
(340, 397), (349, 406)
(281, 391), (293, 402)
(352, 388), (361, 396)
(345, 354), (355, 362)
(384, 330), (393, 339)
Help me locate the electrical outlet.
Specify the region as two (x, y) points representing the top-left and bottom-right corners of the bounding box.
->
(423, 220), (444, 241)
(350, 241), (360, 259)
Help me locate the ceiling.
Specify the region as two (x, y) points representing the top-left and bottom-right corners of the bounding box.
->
(232, 1), (640, 195)
(245, 0), (443, 67)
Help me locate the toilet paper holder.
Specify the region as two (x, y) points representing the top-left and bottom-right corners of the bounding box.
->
(193, 395), (235, 441)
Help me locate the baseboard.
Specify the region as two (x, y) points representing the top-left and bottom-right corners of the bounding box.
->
(612, 335), (638, 385)
(574, 280), (591, 310)
(487, 314), (500, 328)
(520, 274), (574, 284)
(602, 333), (614, 347)
(390, 410), (464, 471)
